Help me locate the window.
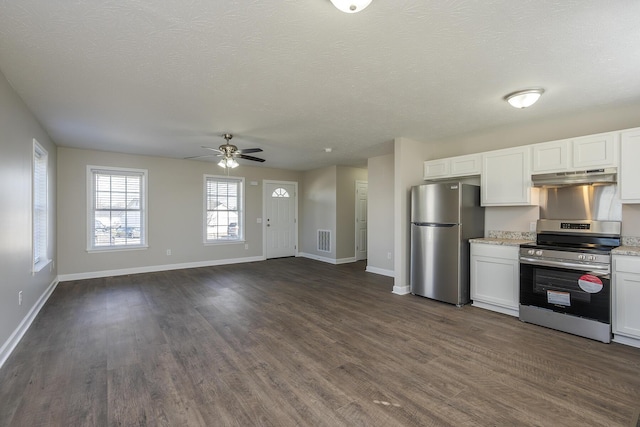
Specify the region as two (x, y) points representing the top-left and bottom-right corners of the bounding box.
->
(88, 166), (147, 251)
(33, 140), (49, 272)
(271, 187), (290, 198)
(204, 175), (244, 242)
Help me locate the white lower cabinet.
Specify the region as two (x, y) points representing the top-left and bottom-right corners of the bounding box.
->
(470, 242), (520, 317)
(613, 255), (640, 347)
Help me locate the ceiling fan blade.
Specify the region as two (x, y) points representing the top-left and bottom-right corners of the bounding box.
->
(237, 154), (266, 162)
(201, 145), (223, 153)
(238, 148), (263, 154)
(184, 154), (216, 159)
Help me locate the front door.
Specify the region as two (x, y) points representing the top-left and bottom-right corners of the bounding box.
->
(265, 181), (297, 259)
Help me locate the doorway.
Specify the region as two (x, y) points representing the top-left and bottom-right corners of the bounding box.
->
(355, 180), (368, 261)
(264, 180), (298, 259)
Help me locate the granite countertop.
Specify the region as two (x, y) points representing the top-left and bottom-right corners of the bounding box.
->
(469, 237), (534, 246)
(469, 230), (535, 247)
(612, 237), (640, 256)
(468, 233), (640, 253)
(612, 246), (640, 256)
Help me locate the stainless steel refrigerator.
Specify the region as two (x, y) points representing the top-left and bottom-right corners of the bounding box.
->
(410, 182), (484, 305)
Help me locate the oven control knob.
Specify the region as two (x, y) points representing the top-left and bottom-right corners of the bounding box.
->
(528, 249), (535, 255)
(578, 254), (586, 260)
(588, 255), (596, 261)
(535, 250), (543, 256)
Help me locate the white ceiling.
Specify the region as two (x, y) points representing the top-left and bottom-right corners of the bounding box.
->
(1, 1), (640, 170)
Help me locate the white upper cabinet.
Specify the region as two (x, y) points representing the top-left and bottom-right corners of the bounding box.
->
(481, 146), (534, 206)
(531, 132), (617, 174)
(531, 139), (570, 173)
(620, 129), (640, 203)
(423, 153), (480, 180)
(423, 159), (450, 179)
(450, 154), (482, 176)
(572, 133), (617, 169)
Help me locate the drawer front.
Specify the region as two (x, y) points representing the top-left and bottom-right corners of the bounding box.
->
(471, 242), (519, 260)
(614, 255), (640, 274)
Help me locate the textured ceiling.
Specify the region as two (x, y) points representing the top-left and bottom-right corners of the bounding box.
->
(1, 1), (640, 170)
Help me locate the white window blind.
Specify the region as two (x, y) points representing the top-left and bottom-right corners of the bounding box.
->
(33, 140), (48, 269)
(205, 176), (243, 242)
(88, 166), (147, 250)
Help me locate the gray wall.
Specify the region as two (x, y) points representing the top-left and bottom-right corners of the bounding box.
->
(426, 102), (640, 159)
(423, 103), (640, 236)
(367, 154), (394, 274)
(299, 166), (337, 258)
(0, 70), (57, 363)
(393, 137), (428, 294)
(299, 165), (368, 262)
(57, 147), (301, 277)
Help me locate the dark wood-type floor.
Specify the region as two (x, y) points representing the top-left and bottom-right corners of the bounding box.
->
(1, 258), (640, 426)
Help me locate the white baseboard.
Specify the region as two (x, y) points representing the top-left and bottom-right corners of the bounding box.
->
(298, 252), (357, 265)
(0, 277), (59, 370)
(57, 256), (266, 282)
(613, 334), (640, 349)
(471, 301), (519, 317)
(298, 252), (334, 264)
(392, 285), (410, 295)
(365, 266), (394, 277)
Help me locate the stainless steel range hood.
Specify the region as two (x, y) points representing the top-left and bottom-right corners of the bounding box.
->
(532, 168), (617, 187)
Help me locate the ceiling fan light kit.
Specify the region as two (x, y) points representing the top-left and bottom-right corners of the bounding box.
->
(504, 88), (545, 109)
(330, 0), (372, 13)
(218, 157), (239, 169)
(187, 133), (265, 168)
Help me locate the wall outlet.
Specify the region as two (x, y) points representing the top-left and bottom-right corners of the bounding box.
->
(18, 291), (22, 306)
(529, 222), (537, 232)
(245, 244), (249, 250)
(166, 249), (171, 256)
(387, 252), (392, 260)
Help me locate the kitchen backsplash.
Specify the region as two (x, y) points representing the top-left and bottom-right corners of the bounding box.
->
(488, 230), (536, 240)
(622, 236), (640, 247)
(484, 232), (640, 247)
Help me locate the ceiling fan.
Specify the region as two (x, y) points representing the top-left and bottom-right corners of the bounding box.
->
(186, 133), (265, 168)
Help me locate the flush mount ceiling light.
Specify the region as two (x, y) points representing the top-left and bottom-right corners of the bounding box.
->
(504, 88), (545, 109)
(330, 0), (372, 13)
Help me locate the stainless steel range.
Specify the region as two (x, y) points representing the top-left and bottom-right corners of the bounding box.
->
(520, 169), (622, 343)
(519, 219), (621, 343)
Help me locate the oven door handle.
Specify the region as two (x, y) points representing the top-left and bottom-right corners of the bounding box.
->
(519, 257), (610, 273)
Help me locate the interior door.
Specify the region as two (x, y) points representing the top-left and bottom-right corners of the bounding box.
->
(265, 181), (297, 259)
(355, 181), (368, 261)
